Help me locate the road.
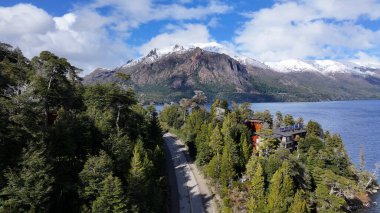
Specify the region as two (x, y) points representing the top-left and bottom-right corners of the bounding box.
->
(164, 133), (217, 213)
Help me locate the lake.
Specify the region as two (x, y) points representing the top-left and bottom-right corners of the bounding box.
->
(157, 99), (380, 211)
(252, 100), (380, 212)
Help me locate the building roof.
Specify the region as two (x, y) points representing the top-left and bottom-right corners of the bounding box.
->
(257, 128), (306, 138)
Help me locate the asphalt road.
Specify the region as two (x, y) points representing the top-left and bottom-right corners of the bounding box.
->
(164, 133), (217, 213)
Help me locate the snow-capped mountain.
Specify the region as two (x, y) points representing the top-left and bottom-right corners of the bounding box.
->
(123, 42), (270, 70)
(122, 42), (379, 77)
(84, 42), (380, 103)
(265, 59), (378, 76)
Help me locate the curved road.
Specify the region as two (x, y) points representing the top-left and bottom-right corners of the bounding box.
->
(164, 133), (217, 213)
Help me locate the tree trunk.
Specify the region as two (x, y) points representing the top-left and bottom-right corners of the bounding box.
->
(116, 106), (121, 136)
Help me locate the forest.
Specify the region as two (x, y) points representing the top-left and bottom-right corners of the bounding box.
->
(0, 43), (166, 212)
(160, 94), (378, 212)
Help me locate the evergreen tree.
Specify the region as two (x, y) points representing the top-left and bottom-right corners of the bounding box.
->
(206, 155), (221, 180)
(288, 190), (309, 213)
(79, 151), (113, 201)
(306, 120), (323, 138)
(315, 183), (346, 212)
(91, 175), (128, 213)
(245, 153), (260, 181)
(1, 144), (54, 212)
(275, 111), (283, 128)
(283, 114), (295, 126)
(209, 124), (224, 156)
(267, 161), (295, 213)
(247, 164), (266, 212)
(240, 131), (252, 166)
(195, 123), (212, 166)
(220, 143), (236, 187)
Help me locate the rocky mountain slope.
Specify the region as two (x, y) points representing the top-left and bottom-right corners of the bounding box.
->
(84, 43), (380, 103)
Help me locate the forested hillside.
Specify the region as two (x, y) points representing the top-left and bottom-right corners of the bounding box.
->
(0, 43), (166, 212)
(160, 96), (379, 212)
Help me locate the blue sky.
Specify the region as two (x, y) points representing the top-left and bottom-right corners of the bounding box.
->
(1, 0), (380, 74)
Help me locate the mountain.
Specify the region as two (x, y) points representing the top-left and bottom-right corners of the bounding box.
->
(83, 43), (380, 103)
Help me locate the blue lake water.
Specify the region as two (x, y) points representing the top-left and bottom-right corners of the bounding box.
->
(252, 100), (380, 212)
(157, 100), (380, 211)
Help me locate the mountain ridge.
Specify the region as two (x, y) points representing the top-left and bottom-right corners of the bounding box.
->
(84, 43), (380, 103)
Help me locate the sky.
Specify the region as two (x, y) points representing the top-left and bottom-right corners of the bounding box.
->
(1, 0), (380, 74)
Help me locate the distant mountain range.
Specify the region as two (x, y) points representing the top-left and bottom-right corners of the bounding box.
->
(83, 43), (380, 103)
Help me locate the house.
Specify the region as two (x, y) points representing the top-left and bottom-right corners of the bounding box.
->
(245, 119), (306, 151)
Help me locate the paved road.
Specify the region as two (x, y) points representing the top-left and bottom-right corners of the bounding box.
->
(164, 133), (217, 213)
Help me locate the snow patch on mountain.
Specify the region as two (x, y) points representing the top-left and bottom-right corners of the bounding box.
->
(265, 59), (378, 76)
(121, 42), (378, 77)
(122, 42), (269, 69)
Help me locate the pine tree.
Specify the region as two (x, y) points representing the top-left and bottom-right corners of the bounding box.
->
(209, 124), (224, 156)
(275, 111), (283, 128)
(92, 175), (128, 213)
(79, 151), (113, 201)
(240, 130), (252, 166)
(306, 120), (323, 138)
(247, 164), (266, 212)
(315, 183), (346, 212)
(267, 161), (295, 213)
(288, 190), (309, 213)
(220, 143), (235, 187)
(128, 143), (146, 187)
(128, 142), (148, 211)
(2, 144), (54, 212)
(245, 153), (259, 181)
(206, 155), (221, 180)
(195, 123), (212, 166)
(283, 114), (295, 126)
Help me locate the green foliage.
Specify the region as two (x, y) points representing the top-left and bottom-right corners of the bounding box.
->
(220, 143), (236, 187)
(91, 175), (128, 213)
(79, 151), (113, 201)
(267, 161), (295, 213)
(159, 104), (184, 129)
(297, 135), (325, 154)
(275, 111), (283, 128)
(0, 45), (166, 212)
(209, 124), (224, 155)
(324, 133), (355, 177)
(254, 110), (273, 128)
(306, 120), (323, 138)
(288, 190), (309, 213)
(284, 114), (295, 126)
(206, 155), (221, 180)
(1, 144), (54, 212)
(195, 123), (213, 166)
(315, 184), (346, 212)
(247, 164), (266, 212)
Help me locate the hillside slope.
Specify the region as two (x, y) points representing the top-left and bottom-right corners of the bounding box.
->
(84, 44), (380, 103)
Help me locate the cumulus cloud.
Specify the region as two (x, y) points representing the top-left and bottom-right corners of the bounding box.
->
(139, 24), (212, 54)
(0, 4), (132, 74)
(0, 1), (230, 74)
(235, 0), (380, 62)
(0, 4), (54, 36)
(350, 51), (380, 68)
(90, 0), (231, 32)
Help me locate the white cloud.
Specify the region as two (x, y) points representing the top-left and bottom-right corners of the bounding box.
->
(0, 4), (133, 74)
(0, 1), (230, 74)
(90, 0), (231, 32)
(350, 52), (380, 68)
(235, 1), (380, 62)
(0, 4), (54, 36)
(139, 24), (212, 54)
(54, 13), (76, 31)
